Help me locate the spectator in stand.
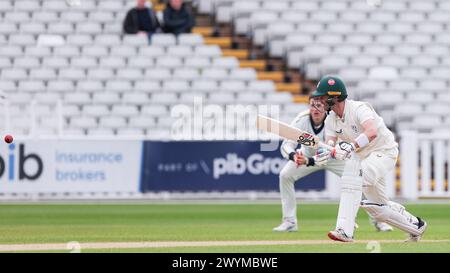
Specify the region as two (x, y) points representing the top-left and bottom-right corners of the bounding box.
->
(162, 0), (195, 35)
(123, 0), (160, 40)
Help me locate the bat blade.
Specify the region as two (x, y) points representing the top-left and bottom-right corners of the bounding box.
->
(256, 115), (330, 149)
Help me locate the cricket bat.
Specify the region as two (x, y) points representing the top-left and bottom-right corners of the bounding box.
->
(256, 115), (333, 150)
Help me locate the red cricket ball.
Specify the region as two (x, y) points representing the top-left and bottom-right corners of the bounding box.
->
(4, 135), (13, 144)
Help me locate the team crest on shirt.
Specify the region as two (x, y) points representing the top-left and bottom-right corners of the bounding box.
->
(351, 125), (358, 133)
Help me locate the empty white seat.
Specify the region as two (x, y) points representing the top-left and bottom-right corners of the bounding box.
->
(112, 105), (139, 117)
(122, 35), (149, 46)
(208, 93), (235, 104)
(43, 57), (70, 68)
(18, 80), (46, 93)
(87, 128), (115, 136)
(237, 93), (264, 104)
(395, 104), (423, 117)
(65, 93), (91, 105)
(2, 46), (23, 57)
(77, 80), (103, 93)
(105, 80), (133, 93)
(71, 57), (97, 68)
(229, 68), (257, 81)
(59, 68), (86, 80)
(375, 92), (404, 104)
(419, 80), (447, 91)
(412, 115), (442, 129)
(430, 68), (450, 80)
(88, 11), (115, 23)
(144, 68), (171, 80)
(167, 45), (193, 57)
(368, 67), (398, 80)
(8, 92), (32, 103)
(375, 34), (402, 46)
(219, 80), (246, 93)
(47, 80), (75, 93)
(399, 12), (426, 23)
(356, 23), (384, 34)
(423, 45), (449, 56)
(340, 11), (368, 23)
(178, 33), (204, 46)
(352, 56), (379, 68)
(340, 68), (368, 81)
(101, 57), (127, 68)
(151, 34), (176, 46)
(156, 56), (183, 68)
(87, 68), (114, 80)
(139, 46), (165, 57)
(35, 92), (62, 104)
(179, 93), (204, 104)
(83, 105), (109, 117)
(54, 46), (80, 57)
(141, 105), (168, 116)
(82, 45), (109, 57)
(116, 68), (142, 80)
(94, 34), (121, 46)
(32, 11), (59, 23)
(202, 68), (228, 80)
(4, 11), (30, 22)
(25, 46), (51, 57)
(248, 80), (276, 93)
(0, 57), (12, 68)
(20, 23), (46, 34)
(150, 93), (178, 104)
(134, 80), (161, 93)
(47, 23), (74, 35)
(173, 68), (200, 80)
(212, 57), (239, 69)
(14, 57), (40, 68)
(410, 56), (438, 67)
(97, 0), (123, 11)
(162, 80), (190, 92)
(92, 93), (120, 104)
(406, 93), (435, 103)
(103, 22), (122, 34)
(76, 22), (102, 34)
(64, 11), (87, 22)
(401, 68), (427, 79)
(380, 55), (409, 68)
(1, 68), (28, 80)
(424, 104), (450, 115)
(194, 45), (222, 57)
(122, 93), (149, 105)
(184, 57), (211, 68)
(334, 45), (362, 56)
(0, 80), (16, 92)
(265, 93), (292, 104)
(42, 0), (67, 11)
(191, 80), (219, 93)
(110, 45), (137, 57)
(389, 80), (417, 91)
(71, 116), (97, 129)
(117, 128), (145, 136)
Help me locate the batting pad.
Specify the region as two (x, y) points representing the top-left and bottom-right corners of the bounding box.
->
(336, 158), (363, 238)
(361, 200), (421, 236)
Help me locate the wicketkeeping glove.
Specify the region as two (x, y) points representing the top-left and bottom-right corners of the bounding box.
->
(312, 147), (331, 166)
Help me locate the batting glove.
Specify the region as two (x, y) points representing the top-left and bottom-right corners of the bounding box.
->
(332, 141), (355, 160)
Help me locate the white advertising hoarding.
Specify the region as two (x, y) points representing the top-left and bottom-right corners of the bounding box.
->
(0, 140), (142, 193)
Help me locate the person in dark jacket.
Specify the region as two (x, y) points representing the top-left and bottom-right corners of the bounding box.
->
(123, 0), (160, 38)
(163, 0), (195, 35)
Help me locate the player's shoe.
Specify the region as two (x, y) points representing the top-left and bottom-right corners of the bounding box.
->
(273, 220), (298, 232)
(374, 222), (394, 232)
(327, 228), (354, 243)
(405, 217), (427, 242)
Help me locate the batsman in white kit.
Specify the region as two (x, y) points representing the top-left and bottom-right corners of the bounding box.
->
(274, 98), (393, 234)
(279, 75), (427, 242)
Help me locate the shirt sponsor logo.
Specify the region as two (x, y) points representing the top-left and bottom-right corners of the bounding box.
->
(335, 129), (343, 134)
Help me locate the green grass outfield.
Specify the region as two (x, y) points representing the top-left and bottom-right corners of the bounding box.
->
(0, 203), (449, 253)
